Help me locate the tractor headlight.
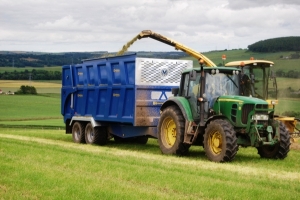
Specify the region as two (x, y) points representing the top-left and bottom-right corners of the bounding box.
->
(252, 114), (269, 121)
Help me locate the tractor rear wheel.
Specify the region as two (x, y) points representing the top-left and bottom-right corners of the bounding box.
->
(72, 122), (86, 143)
(157, 106), (190, 155)
(204, 119), (238, 162)
(257, 122), (290, 159)
(85, 123), (108, 145)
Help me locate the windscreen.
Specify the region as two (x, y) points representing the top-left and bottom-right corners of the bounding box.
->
(204, 72), (240, 106)
(243, 65), (272, 99)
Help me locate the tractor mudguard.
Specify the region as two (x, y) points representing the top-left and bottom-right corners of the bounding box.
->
(160, 97), (193, 122)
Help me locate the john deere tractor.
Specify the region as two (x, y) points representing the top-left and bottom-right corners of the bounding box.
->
(157, 60), (290, 162)
(117, 30), (290, 162)
(225, 59), (300, 141)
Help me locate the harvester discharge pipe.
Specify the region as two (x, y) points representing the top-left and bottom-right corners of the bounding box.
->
(116, 30), (217, 67)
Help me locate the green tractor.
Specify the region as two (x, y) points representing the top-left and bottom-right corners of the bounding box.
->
(225, 59), (300, 140)
(157, 60), (290, 162)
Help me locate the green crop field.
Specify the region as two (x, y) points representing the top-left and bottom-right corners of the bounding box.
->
(0, 80), (61, 94)
(0, 128), (300, 200)
(276, 77), (300, 91)
(0, 55), (300, 199)
(0, 94), (63, 128)
(276, 98), (300, 115)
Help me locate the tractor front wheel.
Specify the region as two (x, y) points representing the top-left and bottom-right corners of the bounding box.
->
(257, 122), (290, 159)
(157, 106), (190, 155)
(204, 119), (238, 162)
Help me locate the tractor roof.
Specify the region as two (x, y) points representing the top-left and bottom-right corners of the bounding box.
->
(182, 66), (240, 74)
(225, 60), (274, 67)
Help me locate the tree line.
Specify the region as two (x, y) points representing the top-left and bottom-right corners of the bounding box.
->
(0, 51), (187, 68)
(15, 85), (37, 95)
(276, 69), (300, 78)
(0, 69), (61, 80)
(248, 37), (300, 52)
(0, 52), (107, 67)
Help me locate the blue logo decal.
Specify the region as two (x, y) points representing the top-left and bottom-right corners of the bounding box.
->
(161, 68), (168, 77)
(159, 91), (168, 100)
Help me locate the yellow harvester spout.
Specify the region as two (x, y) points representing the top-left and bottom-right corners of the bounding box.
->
(117, 30), (216, 67)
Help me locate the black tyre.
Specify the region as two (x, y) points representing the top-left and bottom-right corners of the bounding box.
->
(113, 135), (148, 144)
(96, 127), (109, 146)
(72, 122), (86, 143)
(157, 106), (190, 155)
(257, 122), (290, 159)
(114, 135), (126, 143)
(134, 136), (148, 144)
(204, 119), (238, 162)
(85, 123), (108, 146)
(85, 123), (108, 145)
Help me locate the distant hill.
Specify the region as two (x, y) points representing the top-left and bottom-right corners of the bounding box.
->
(0, 51), (187, 68)
(0, 52), (107, 68)
(248, 36), (300, 52)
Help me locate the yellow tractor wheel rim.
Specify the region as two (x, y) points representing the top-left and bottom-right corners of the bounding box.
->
(162, 117), (176, 147)
(208, 130), (222, 155)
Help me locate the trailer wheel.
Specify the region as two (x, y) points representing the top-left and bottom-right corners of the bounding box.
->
(96, 127), (109, 146)
(113, 136), (148, 144)
(85, 123), (108, 146)
(158, 106), (190, 155)
(72, 122), (86, 143)
(257, 122), (291, 159)
(134, 136), (148, 144)
(204, 119), (238, 162)
(113, 135), (125, 143)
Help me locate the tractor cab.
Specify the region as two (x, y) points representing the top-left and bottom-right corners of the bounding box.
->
(225, 59), (299, 137)
(225, 60), (277, 104)
(177, 66), (241, 121)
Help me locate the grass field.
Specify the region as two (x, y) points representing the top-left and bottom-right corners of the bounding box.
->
(0, 79), (300, 126)
(0, 94), (63, 128)
(276, 77), (300, 91)
(0, 128), (299, 200)
(276, 98), (300, 115)
(0, 80), (61, 94)
(0, 72), (299, 198)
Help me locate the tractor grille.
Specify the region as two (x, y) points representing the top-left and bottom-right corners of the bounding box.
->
(241, 104), (254, 124)
(231, 104), (238, 123)
(256, 104), (268, 109)
(257, 120), (267, 126)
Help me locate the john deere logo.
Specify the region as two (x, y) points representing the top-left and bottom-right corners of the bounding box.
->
(161, 68), (168, 77)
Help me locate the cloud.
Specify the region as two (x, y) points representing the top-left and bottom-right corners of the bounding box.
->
(227, 0), (300, 9)
(0, 0), (299, 52)
(35, 16), (91, 31)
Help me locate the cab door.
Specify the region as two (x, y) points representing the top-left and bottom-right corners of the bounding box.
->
(180, 72), (201, 120)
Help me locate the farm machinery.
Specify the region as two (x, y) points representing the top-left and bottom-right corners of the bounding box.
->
(116, 30), (215, 67)
(61, 30), (291, 162)
(225, 59), (300, 141)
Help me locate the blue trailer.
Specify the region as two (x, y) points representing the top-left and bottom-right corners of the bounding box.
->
(61, 54), (192, 145)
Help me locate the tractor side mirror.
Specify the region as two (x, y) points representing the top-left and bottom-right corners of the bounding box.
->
(189, 70), (197, 81)
(171, 87), (179, 96)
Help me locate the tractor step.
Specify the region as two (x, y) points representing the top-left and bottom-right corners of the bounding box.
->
(184, 122), (199, 144)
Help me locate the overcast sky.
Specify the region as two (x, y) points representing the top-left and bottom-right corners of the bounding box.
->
(1, 0), (299, 53)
